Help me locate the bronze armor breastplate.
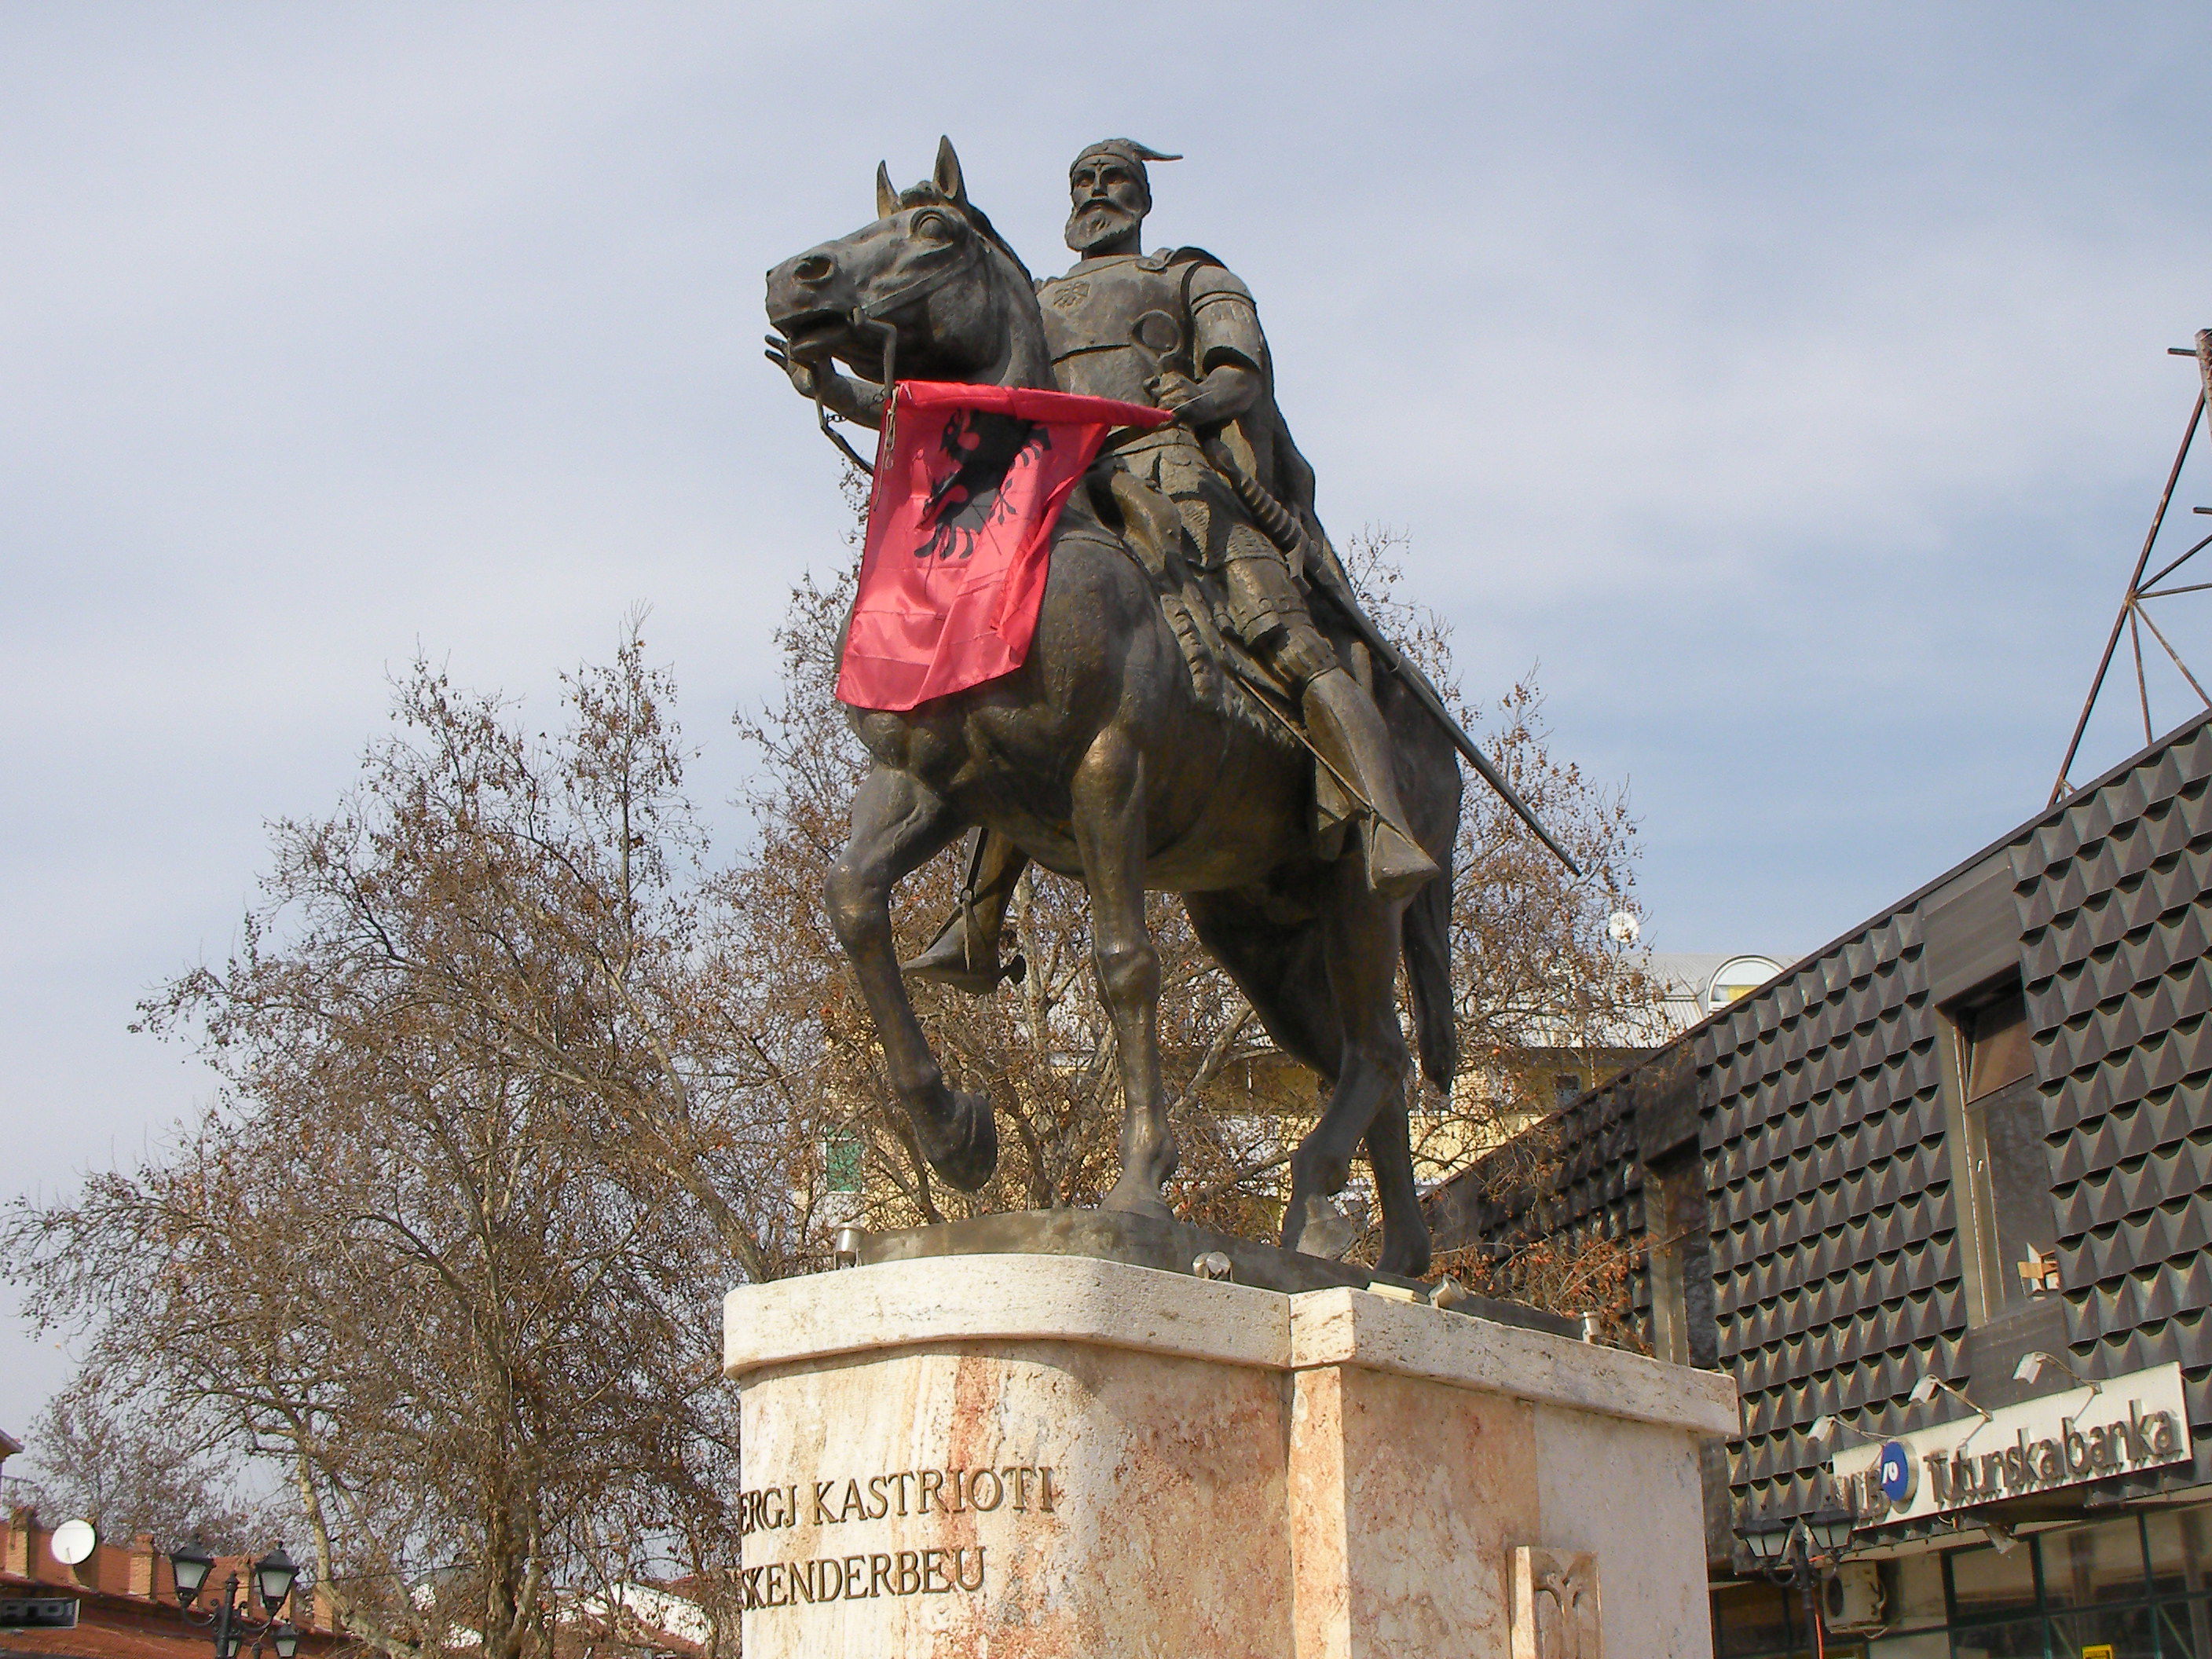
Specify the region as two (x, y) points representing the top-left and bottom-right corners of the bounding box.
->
(1036, 256), (1191, 405)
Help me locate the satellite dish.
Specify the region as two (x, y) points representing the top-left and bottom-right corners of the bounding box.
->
(50, 1518), (97, 1566)
(1606, 910), (1641, 947)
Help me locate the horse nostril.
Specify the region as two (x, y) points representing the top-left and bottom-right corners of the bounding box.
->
(793, 255), (835, 285)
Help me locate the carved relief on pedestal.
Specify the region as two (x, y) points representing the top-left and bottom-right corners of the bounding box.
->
(1510, 1545), (1602, 1659)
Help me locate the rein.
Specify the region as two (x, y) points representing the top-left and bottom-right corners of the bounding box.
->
(811, 229), (991, 478)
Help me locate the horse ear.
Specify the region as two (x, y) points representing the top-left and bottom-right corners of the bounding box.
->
(932, 136), (969, 205)
(875, 161), (899, 220)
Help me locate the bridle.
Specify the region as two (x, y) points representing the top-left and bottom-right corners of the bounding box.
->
(806, 218), (990, 478)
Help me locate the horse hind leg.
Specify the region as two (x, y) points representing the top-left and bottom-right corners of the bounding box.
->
(1361, 1080), (1431, 1279)
(1183, 891), (1342, 1085)
(1284, 868), (1427, 1274)
(822, 765), (998, 1191)
(1069, 728), (1176, 1218)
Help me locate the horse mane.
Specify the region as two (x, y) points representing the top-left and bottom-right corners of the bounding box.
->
(896, 184), (1033, 287)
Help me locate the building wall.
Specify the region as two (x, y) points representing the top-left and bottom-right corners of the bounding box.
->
(1427, 709), (2212, 1555)
(0, 1511), (348, 1659)
(2014, 714), (2212, 1492)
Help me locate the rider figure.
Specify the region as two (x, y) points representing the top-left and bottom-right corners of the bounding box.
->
(852, 140), (1440, 990)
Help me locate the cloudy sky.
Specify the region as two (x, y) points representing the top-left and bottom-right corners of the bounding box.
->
(5, 3), (2212, 1417)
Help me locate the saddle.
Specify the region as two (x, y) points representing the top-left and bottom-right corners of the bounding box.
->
(1065, 453), (1302, 748)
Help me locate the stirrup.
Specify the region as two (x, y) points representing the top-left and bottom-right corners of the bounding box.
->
(1364, 818), (1440, 901)
(899, 916), (1027, 995)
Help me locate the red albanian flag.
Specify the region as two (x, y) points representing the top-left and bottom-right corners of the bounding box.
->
(836, 380), (1170, 712)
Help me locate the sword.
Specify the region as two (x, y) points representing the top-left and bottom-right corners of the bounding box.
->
(1193, 430), (1585, 880)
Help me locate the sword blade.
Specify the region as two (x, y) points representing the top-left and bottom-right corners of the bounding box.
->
(1193, 427), (1584, 877)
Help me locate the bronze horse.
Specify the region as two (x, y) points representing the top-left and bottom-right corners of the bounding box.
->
(765, 144), (1459, 1275)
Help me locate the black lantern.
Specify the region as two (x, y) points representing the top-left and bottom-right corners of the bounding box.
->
(1737, 1511), (1851, 1650)
(254, 1547), (298, 1615)
(1804, 1508), (1858, 1558)
(167, 1531), (305, 1659)
(1741, 1518), (1796, 1566)
(170, 1539), (216, 1608)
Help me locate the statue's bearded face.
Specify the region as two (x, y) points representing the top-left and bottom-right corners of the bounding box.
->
(1065, 158), (1147, 254)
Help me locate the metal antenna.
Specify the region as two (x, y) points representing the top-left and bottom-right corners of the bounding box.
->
(2051, 331), (2212, 805)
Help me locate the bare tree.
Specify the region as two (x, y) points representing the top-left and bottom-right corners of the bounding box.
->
(6, 529), (1664, 1659)
(7, 634), (761, 1659)
(9, 1368), (258, 1549)
(1335, 536), (1676, 1320)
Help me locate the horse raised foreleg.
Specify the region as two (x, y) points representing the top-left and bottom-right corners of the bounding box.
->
(1284, 869), (1415, 1261)
(823, 765), (998, 1191)
(1070, 730), (1177, 1218)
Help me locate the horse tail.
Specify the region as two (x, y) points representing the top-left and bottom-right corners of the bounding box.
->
(1402, 866), (1458, 1092)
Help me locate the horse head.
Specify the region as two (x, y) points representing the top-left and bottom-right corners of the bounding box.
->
(766, 137), (1048, 391)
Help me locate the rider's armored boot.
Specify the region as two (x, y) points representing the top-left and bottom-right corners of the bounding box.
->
(901, 833), (1028, 994)
(1300, 665), (1441, 901)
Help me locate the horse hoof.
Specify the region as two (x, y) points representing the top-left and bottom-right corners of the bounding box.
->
(1101, 1180), (1174, 1221)
(1377, 1233), (1433, 1280)
(914, 1088), (998, 1192)
(1284, 1192), (1369, 1260)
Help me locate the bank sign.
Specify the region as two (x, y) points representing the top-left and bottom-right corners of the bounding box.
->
(1832, 1362), (2193, 1526)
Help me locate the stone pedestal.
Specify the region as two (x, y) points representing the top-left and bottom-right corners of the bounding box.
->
(723, 1251), (1736, 1659)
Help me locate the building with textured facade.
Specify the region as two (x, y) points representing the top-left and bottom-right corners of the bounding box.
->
(1426, 711), (2212, 1657)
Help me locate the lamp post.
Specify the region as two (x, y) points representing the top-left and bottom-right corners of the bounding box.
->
(166, 1540), (300, 1659)
(1738, 1509), (1855, 1657)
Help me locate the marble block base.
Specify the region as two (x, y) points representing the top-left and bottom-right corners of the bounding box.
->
(723, 1253), (1737, 1659)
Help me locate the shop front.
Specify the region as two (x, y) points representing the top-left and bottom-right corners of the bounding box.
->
(1712, 1501), (2212, 1657)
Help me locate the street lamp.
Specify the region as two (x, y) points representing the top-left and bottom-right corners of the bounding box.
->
(170, 1539), (215, 1608)
(1738, 1509), (1855, 1654)
(253, 1549), (298, 1620)
(166, 1540), (302, 1659)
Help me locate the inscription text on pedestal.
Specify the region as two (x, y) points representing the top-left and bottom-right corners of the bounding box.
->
(737, 1463), (1059, 1612)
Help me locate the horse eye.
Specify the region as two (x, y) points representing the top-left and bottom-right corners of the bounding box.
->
(912, 209), (960, 240)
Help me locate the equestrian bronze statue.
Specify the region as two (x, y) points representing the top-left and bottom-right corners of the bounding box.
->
(765, 138), (1569, 1276)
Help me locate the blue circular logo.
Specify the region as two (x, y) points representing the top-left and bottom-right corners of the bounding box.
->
(1878, 1441), (1917, 1503)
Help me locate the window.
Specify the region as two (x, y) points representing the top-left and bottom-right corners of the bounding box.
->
(1644, 1147), (1716, 1369)
(2043, 1517), (2153, 1613)
(1949, 1533), (2038, 1623)
(1945, 975), (2056, 1320)
(1709, 1580), (1795, 1657)
(1963, 986), (2034, 1101)
(2148, 1507), (2210, 1598)
(1712, 1516), (2212, 1659)
(1553, 1073), (1583, 1108)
